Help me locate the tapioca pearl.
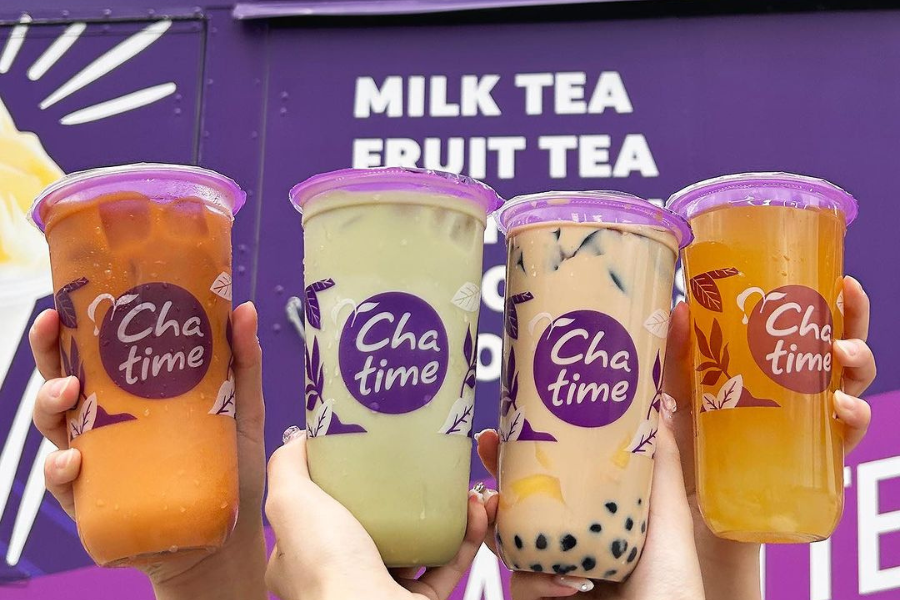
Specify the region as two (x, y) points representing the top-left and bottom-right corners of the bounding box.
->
(582, 557), (596, 571)
(589, 523), (602, 533)
(627, 547), (639, 563)
(637, 498), (642, 506)
(610, 539), (628, 559)
(536, 534), (548, 550)
(560, 534), (577, 551)
(531, 564), (543, 572)
(625, 517), (634, 531)
(606, 502), (618, 514)
(640, 521), (646, 534)
(514, 535), (523, 549)
(552, 564), (578, 575)
(604, 569), (618, 578)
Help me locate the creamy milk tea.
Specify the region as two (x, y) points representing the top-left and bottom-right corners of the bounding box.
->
(291, 168), (501, 567)
(494, 192), (691, 581)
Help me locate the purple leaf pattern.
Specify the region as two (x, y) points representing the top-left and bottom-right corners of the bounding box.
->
(628, 420), (658, 455)
(68, 393), (97, 440)
(93, 405), (137, 430)
(304, 278), (336, 330)
(307, 399), (333, 438)
(303, 335), (366, 435)
(500, 348), (518, 417)
(305, 337), (325, 411)
(499, 408), (523, 442)
(60, 336), (87, 400)
(517, 418), (557, 442)
(459, 327), (478, 398)
(55, 277), (88, 329)
(505, 292), (534, 340)
(702, 375), (743, 411)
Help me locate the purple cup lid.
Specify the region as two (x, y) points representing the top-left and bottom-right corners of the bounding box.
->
(29, 163), (246, 232)
(666, 172), (858, 226)
(289, 167), (503, 216)
(495, 190), (693, 249)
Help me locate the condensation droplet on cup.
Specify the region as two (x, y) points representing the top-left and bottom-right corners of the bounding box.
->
(169, 545), (178, 553)
(220, 501), (228, 509)
(144, 408), (150, 416)
(96, 499), (105, 507)
(180, 507), (187, 514)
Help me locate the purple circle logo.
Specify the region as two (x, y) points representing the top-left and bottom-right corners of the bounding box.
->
(99, 283), (213, 399)
(533, 310), (639, 428)
(339, 292), (448, 414)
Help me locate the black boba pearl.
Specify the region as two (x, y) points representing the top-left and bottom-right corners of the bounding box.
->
(604, 569), (618, 578)
(536, 534), (548, 550)
(531, 564), (543, 572)
(627, 547), (639, 563)
(610, 539), (628, 559)
(514, 535), (523, 549)
(605, 502), (618, 514)
(637, 498), (643, 506)
(582, 557), (596, 571)
(552, 564), (577, 574)
(589, 522), (602, 533)
(625, 517), (634, 531)
(641, 521), (646, 534)
(560, 534), (577, 551)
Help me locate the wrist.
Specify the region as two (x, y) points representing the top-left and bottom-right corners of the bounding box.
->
(151, 522), (268, 600)
(693, 510), (762, 600)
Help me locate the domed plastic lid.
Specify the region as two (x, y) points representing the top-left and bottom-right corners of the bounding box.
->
(30, 163), (246, 232)
(495, 190), (693, 248)
(289, 167), (503, 216)
(666, 172), (858, 225)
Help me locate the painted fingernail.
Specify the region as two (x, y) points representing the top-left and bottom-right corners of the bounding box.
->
(553, 575), (594, 592)
(661, 392), (678, 415)
(469, 482), (486, 503)
(282, 425), (303, 444)
(836, 339), (858, 357)
(474, 429), (492, 442)
(49, 377), (70, 398)
(54, 449), (73, 470)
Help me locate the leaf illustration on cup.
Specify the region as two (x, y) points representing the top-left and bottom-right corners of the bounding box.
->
(451, 282), (482, 313)
(459, 327), (478, 398)
(86, 292), (140, 335)
(209, 374), (236, 417)
(438, 397), (475, 436)
(505, 292), (534, 340)
(628, 419), (658, 456)
(60, 336), (87, 400)
(55, 277), (89, 329)
(647, 350), (663, 418)
(546, 316), (575, 338)
(500, 347), (519, 417)
(643, 309), (670, 339)
(689, 267), (739, 312)
(307, 398), (334, 438)
(69, 393), (96, 440)
(836, 289), (845, 316)
(304, 336), (325, 411)
(304, 278), (336, 330)
(210, 272), (233, 301)
(702, 374), (743, 411)
(500, 407), (523, 442)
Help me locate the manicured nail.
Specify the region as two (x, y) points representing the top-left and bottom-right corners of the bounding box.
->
(469, 482), (486, 503)
(49, 377), (71, 398)
(661, 392), (677, 415)
(835, 339), (858, 357)
(483, 488), (499, 503)
(282, 425), (304, 444)
(54, 449), (73, 470)
(553, 575), (594, 592)
(474, 428), (492, 442)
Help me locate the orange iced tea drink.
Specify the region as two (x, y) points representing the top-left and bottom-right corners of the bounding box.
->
(668, 173), (858, 543)
(30, 164), (245, 566)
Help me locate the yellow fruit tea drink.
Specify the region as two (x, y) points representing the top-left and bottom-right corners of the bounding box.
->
(494, 192), (691, 581)
(291, 167), (502, 567)
(668, 173), (858, 543)
(30, 164), (244, 566)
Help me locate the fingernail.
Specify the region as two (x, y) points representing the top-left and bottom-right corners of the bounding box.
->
(553, 575), (594, 592)
(49, 377), (70, 398)
(833, 390), (850, 410)
(282, 425), (304, 444)
(474, 428), (491, 442)
(836, 339), (858, 357)
(54, 449), (73, 470)
(661, 392), (677, 415)
(483, 488), (498, 503)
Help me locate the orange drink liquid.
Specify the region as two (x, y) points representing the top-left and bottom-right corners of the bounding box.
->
(30, 164), (245, 566)
(668, 173), (858, 543)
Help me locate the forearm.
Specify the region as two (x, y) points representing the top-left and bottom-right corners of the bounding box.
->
(152, 525), (269, 600)
(695, 520), (762, 600)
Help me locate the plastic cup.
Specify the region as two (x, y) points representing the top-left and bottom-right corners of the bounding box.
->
(493, 191), (691, 580)
(30, 163), (245, 566)
(290, 167), (501, 567)
(667, 172), (858, 543)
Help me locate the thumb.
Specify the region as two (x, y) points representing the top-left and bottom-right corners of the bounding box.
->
(662, 302), (697, 494)
(232, 302), (265, 446)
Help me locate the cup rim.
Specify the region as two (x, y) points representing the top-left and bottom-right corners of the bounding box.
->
(288, 167), (503, 216)
(29, 163), (246, 232)
(494, 190), (694, 249)
(666, 172), (858, 225)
